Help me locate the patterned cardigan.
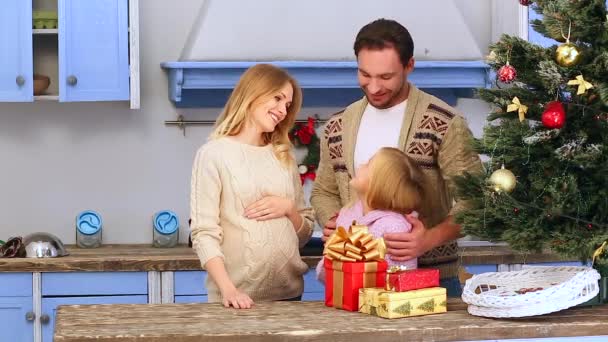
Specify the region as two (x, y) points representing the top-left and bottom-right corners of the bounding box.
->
(310, 84), (483, 279)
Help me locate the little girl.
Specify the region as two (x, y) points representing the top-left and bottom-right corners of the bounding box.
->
(316, 147), (425, 281)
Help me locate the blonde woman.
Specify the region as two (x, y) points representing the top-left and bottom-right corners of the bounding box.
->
(316, 147), (425, 281)
(190, 64), (314, 309)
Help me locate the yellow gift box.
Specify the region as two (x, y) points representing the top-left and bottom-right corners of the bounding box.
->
(358, 287), (447, 319)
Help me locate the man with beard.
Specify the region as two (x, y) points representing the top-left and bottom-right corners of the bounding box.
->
(311, 18), (483, 296)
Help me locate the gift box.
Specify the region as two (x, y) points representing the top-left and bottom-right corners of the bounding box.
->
(323, 224), (387, 311)
(386, 266), (439, 292)
(359, 287), (447, 319)
(325, 258), (387, 311)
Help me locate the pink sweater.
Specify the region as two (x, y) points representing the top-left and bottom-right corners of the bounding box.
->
(316, 201), (417, 282)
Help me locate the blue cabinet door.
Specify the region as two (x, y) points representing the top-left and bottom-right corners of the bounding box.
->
(42, 295), (148, 342)
(58, 0), (129, 102)
(0, 297), (34, 342)
(0, 0), (33, 102)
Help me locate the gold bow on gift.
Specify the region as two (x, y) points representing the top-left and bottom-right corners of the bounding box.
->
(323, 223), (386, 262)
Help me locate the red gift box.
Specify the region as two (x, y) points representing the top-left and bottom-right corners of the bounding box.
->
(324, 257), (387, 311)
(386, 267), (439, 292)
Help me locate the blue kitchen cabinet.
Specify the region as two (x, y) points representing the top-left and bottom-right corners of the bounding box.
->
(302, 269), (324, 301)
(58, 0), (130, 102)
(41, 271), (148, 341)
(0, 0), (33, 102)
(174, 269), (325, 302)
(174, 271), (208, 303)
(0, 0), (135, 103)
(41, 295), (148, 342)
(0, 273), (34, 342)
(0, 297), (34, 342)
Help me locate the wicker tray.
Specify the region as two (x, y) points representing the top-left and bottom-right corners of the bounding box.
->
(462, 266), (600, 317)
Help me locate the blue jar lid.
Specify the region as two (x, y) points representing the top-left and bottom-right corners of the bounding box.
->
(76, 210), (102, 235)
(154, 210), (179, 235)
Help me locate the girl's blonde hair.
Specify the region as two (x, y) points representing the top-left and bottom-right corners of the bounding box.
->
(366, 147), (425, 215)
(210, 64), (302, 166)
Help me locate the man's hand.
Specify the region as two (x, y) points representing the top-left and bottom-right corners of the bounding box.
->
(321, 212), (339, 242)
(383, 214), (433, 261)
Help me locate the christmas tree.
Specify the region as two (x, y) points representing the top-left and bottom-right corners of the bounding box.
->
(454, 0), (608, 274)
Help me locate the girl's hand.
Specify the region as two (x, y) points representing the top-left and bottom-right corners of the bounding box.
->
(221, 288), (254, 309)
(244, 196), (294, 221)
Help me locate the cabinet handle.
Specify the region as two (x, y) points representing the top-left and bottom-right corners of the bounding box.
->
(67, 75), (78, 86)
(40, 314), (50, 324)
(25, 311), (36, 321)
(16, 75), (25, 86)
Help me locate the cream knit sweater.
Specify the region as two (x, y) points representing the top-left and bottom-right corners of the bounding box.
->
(190, 137), (314, 302)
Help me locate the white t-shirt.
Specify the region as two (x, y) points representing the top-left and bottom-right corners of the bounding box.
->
(353, 100), (407, 173)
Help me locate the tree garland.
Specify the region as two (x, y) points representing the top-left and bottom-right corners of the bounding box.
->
(289, 116), (320, 184)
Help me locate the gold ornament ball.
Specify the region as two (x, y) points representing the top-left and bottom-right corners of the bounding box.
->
(556, 42), (582, 67)
(489, 168), (517, 193)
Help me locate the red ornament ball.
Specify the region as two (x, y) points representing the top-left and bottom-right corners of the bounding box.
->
(497, 63), (517, 83)
(541, 101), (566, 129)
(519, 0), (530, 6)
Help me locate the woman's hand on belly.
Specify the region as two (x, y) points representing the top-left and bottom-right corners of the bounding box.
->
(244, 195), (294, 221)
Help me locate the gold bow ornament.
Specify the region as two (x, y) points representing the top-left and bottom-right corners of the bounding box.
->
(567, 75), (593, 95)
(507, 97), (528, 122)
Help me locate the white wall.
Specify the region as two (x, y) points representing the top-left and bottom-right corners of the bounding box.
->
(0, 0), (519, 244)
(185, 0), (492, 61)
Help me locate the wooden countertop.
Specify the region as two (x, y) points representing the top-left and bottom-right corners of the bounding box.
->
(0, 244), (577, 273)
(53, 300), (608, 342)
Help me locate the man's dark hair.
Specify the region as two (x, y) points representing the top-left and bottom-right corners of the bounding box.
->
(354, 18), (414, 67)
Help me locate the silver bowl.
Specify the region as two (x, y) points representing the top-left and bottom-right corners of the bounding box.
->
(23, 232), (69, 258)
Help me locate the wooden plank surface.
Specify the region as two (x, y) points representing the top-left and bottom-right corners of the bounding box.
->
(0, 244), (577, 272)
(54, 300), (608, 342)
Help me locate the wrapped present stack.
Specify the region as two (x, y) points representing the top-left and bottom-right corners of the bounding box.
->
(323, 224), (388, 311)
(359, 265), (447, 319)
(322, 222), (448, 318)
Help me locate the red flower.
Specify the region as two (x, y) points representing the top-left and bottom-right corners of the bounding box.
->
(300, 171), (316, 184)
(298, 127), (313, 144)
(299, 117), (317, 144)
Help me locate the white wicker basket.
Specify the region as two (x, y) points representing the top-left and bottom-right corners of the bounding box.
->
(462, 266), (600, 317)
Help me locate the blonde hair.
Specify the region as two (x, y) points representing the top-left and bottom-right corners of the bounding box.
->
(366, 147), (425, 215)
(210, 64), (302, 166)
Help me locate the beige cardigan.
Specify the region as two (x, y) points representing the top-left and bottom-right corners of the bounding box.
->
(311, 85), (483, 279)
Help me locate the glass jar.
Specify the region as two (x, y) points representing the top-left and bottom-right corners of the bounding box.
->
(76, 210), (102, 248)
(153, 210), (179, 248)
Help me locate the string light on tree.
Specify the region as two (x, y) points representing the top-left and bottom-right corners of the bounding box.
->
(489, 165), (517, 193)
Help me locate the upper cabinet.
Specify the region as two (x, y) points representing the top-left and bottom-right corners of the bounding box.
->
(0, 0), (33, 102)
(0, 0), (139, 108)
(59, 0), (130, 102)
